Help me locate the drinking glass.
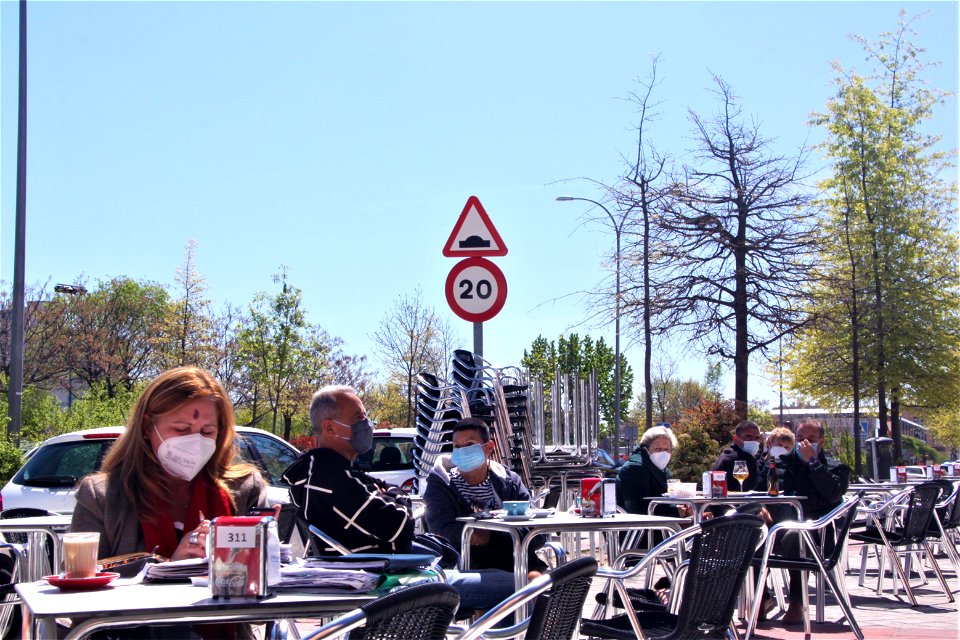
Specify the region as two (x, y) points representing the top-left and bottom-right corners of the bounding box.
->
(732, 460), (749, 493)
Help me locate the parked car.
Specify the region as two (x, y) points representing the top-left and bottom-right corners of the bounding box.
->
(0, 425), (301, 514)
(355, 427), (417, 493)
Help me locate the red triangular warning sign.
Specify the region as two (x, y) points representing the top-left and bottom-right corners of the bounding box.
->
(442, 196), (508, 257)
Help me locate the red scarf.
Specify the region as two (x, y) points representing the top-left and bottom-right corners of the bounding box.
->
(140, 476), (232, 557)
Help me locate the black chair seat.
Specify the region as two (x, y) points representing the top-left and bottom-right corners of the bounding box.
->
(582, 611), (716, 640)
(594, 587), (666, 611)
(850, 526), (916, 547)
(750, 554), (821, 573)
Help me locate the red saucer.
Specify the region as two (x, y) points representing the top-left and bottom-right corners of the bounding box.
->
(44, 571), (120, 590)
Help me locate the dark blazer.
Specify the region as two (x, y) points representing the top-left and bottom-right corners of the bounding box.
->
(616, 447), (680, 517)
(712, 444), (761, 492)
(779, 450), (851, 520)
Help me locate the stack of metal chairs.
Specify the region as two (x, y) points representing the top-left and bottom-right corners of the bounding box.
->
(412, 350), (605, 507)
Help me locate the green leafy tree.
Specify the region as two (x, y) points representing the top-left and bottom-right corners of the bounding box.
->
(521, 333), (632, 434)
(62, 277), (170, 397)
(670, 426), (721, 483)
(794, 13), (960, 462)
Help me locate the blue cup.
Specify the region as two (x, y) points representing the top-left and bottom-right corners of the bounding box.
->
(502, 501), (529, 516)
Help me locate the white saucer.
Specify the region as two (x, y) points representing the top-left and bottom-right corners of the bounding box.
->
(500, 514), (534, 522)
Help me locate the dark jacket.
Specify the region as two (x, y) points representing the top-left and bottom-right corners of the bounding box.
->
(281, 447), (415, 554)
(423, 457), (544, 572)
(616, 446), (680, 517)
(779, 449), (851, 520)
(712, 443), (761, 492)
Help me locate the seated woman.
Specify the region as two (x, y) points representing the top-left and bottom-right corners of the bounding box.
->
(616, 426), (691, 518)
(70, 366), (270, 639)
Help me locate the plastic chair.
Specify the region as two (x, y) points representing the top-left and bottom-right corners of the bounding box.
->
(850, 481), (954, 606)
(745, 493), (864, 640)
(927, 480), (960, 576)
(451, 556), (598, 640)
(580, 513), (764, 640)
(301, 582), (460, 640)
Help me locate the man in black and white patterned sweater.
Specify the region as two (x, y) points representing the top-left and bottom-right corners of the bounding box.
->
(281, 384), (516, 612)
(282, 384), (413, 554)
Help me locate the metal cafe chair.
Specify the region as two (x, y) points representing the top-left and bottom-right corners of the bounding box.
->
(580, 514), (764, 640)
(850, 481), (954, 606)
(300, 582), (460, 640)
(745, 493), (865, 640)
(450, 556), (598, 640)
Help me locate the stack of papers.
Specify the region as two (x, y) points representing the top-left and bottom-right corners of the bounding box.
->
(276, 561), (382, 593)
(145, 557), (208, 582)
(303, 554), (438, 572)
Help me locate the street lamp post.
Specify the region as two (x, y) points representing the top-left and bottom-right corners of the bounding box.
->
(557, 196), (625, 458)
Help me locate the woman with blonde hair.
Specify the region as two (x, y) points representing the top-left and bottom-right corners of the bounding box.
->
(71, 366), (268, 561)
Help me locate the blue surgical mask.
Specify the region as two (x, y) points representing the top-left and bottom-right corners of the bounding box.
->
(332, 417), (374, 455)
(741, 441), (760, 455)
(451, 443), (487, 472)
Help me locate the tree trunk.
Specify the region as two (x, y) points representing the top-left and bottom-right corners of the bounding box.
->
(283, 414), (292, 442)
(890, 389), (902, 463)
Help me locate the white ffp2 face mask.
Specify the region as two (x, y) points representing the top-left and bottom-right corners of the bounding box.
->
(649, 451), (671, 470)
(769, 446), (789, 459)
(154, 427), (217, 481)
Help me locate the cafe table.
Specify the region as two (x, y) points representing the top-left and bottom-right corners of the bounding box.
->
(647, 492), (805, 524)
(457, 511), (685, 596)
(0, 514), (71, 581)
(17, 579), (374, 640)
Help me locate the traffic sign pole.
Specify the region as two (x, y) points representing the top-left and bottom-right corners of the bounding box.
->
(473, 322), (483, 357)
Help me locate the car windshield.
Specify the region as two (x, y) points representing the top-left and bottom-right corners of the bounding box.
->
(355, 436), (415, 472)
(12, 439), (113, 487)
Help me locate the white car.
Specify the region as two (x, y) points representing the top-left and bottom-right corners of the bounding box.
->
(0, 425), (302, 514)
(355, 427), (418, 494)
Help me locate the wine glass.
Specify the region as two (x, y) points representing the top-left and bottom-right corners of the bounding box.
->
(732, 460), (749, 493)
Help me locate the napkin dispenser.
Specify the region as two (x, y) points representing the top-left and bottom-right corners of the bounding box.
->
(580, 478), (617, 518)
(209, 515), (280, 598)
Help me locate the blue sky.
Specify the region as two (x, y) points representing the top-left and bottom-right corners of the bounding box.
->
(2, 1), (958, 410)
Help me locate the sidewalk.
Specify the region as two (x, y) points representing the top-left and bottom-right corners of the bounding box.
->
(289, 540), (960, 639)
(737, 541), (959, 639)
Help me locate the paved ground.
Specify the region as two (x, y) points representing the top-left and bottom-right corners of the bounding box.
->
(288, 539), (960, 639)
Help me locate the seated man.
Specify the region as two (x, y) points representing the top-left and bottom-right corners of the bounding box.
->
(423, 417), (547, 578)
(712, 420), (764, 492)
(282, 384), (515, 612)
(764, 418), (850, 625)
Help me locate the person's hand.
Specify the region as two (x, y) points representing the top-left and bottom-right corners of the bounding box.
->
(759, 507), (773, 525)
(796, 439), (816, 463)
(470, 529), (491, 546)
(171, 519), (210, 561)
(677, 504), (693, 518)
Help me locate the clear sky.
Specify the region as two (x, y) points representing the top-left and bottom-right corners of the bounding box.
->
(2, 1), (958, 410)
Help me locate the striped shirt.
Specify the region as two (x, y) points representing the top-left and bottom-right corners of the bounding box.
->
(451, 468), (498, 511)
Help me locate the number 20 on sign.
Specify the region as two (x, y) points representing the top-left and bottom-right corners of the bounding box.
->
(445, 257), (508, 323)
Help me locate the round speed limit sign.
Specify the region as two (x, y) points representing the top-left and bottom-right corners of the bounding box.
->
(445, 257), (508, 323)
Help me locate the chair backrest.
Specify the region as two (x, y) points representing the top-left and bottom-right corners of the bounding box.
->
(523, 556), (598, 640)
(275, 503), (298, 544)
(901, 482), (943, 543)
(352, 582), (460, 640)
(666, 514), (764, 640)
(820, 493), (864, 571)
(0, 508), (54, 545)
(942, 483), (960, 530)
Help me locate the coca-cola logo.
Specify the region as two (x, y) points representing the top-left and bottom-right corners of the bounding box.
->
(214, 571), (248, 595)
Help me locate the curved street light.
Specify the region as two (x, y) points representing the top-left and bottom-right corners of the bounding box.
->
(556, 195), (626, 460)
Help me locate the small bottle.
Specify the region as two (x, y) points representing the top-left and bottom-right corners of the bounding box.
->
(767, 459), (779, 496)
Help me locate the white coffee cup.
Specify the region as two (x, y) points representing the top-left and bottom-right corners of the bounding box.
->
(62, 532), (100, 578)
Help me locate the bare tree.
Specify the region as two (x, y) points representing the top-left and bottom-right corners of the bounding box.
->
(372, 289), (441, 429)
(656, 75), (819, 417)
(159, 240), (215, 370)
